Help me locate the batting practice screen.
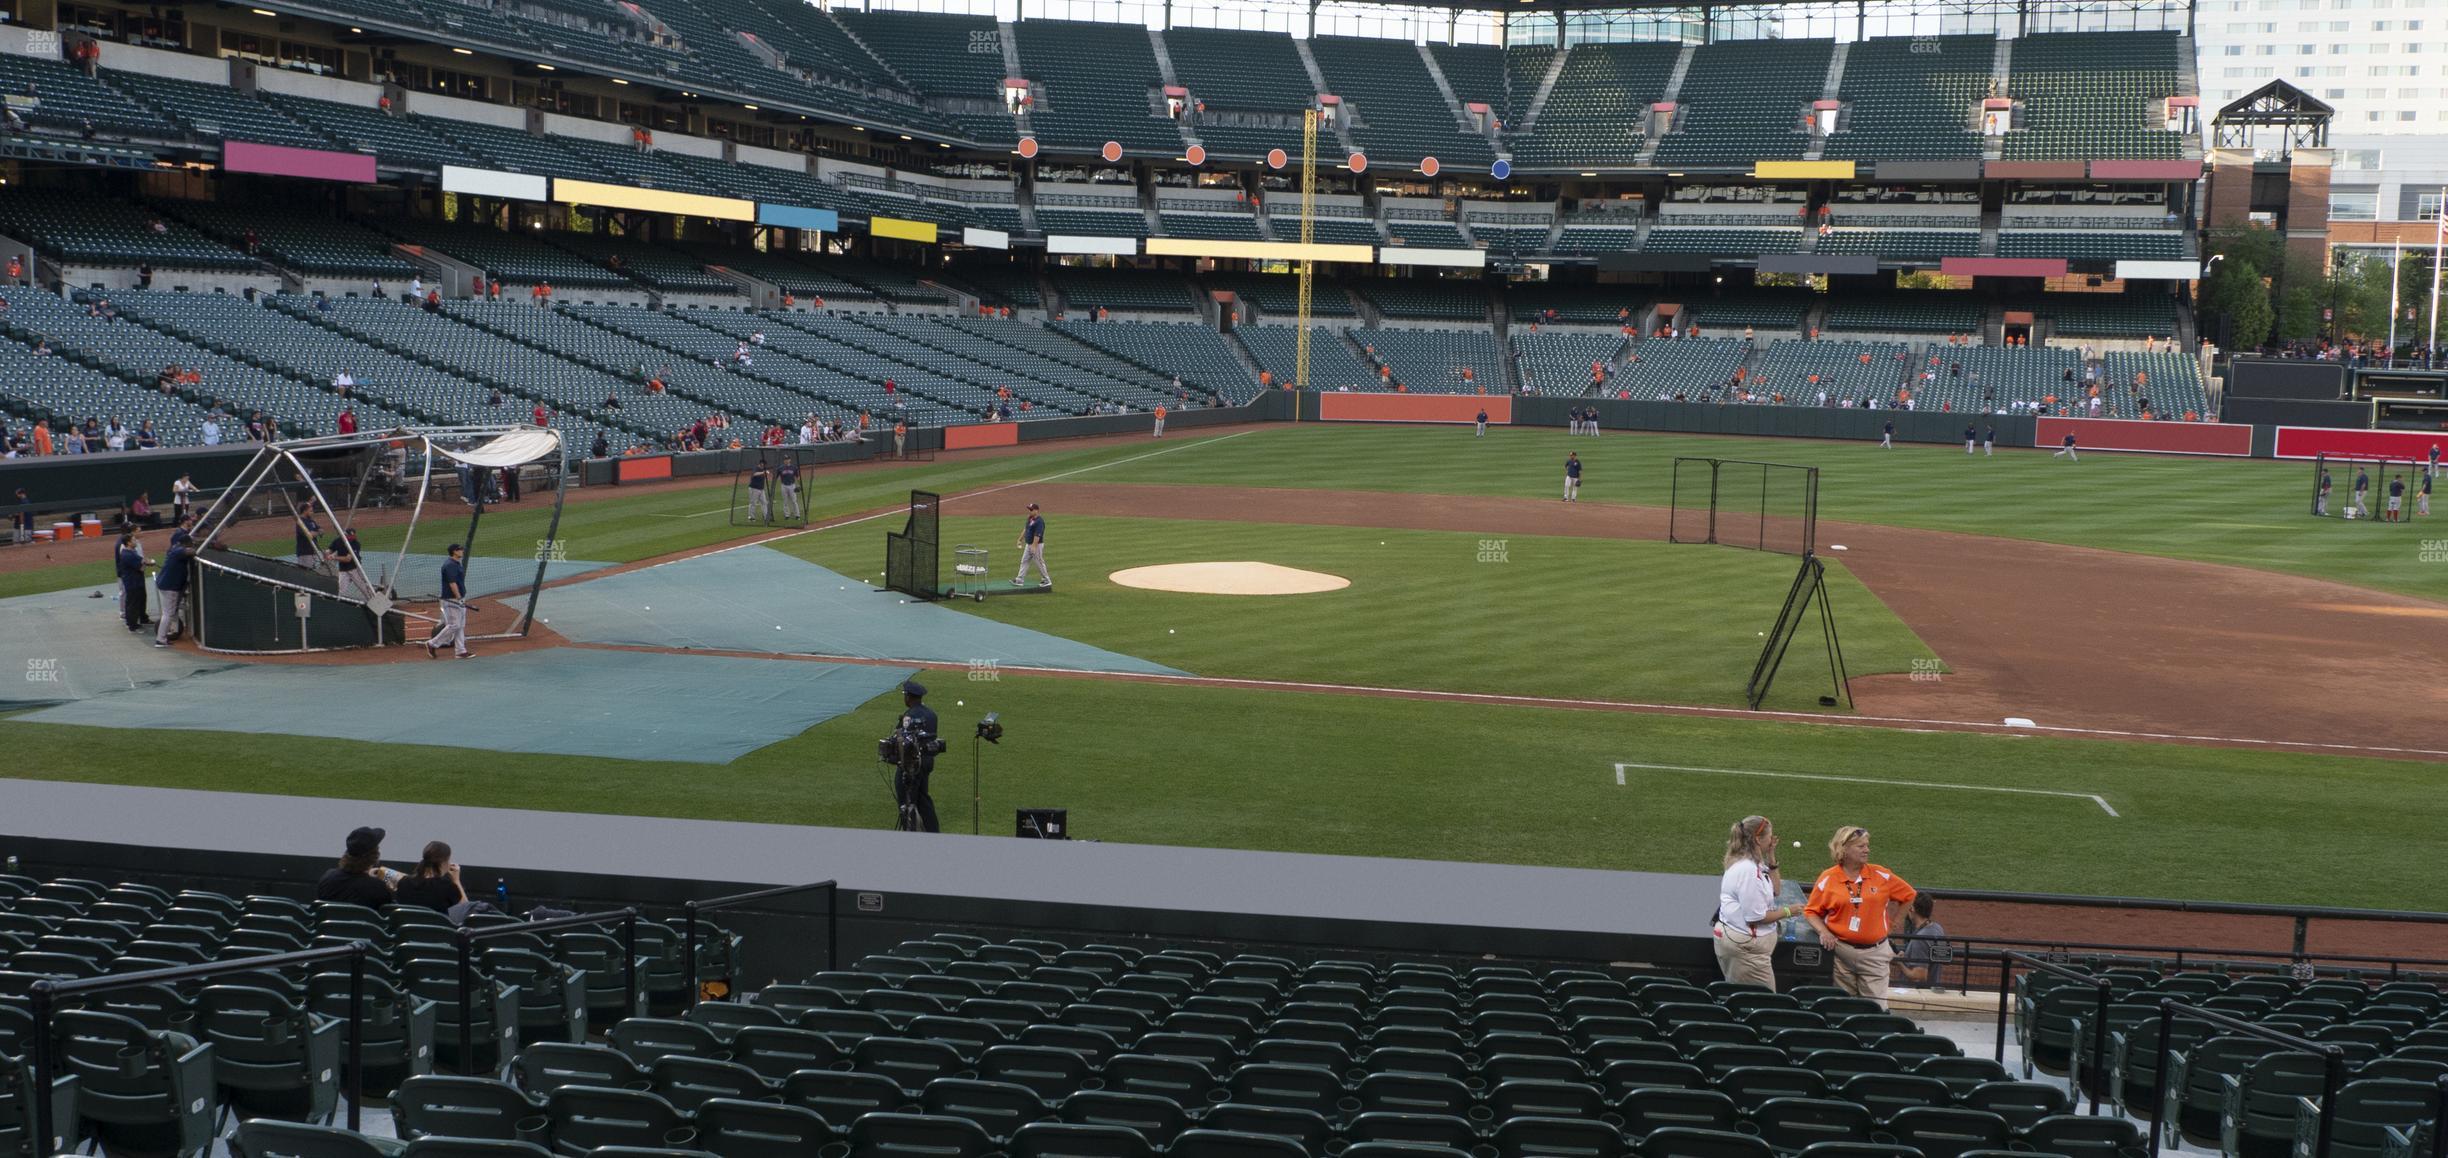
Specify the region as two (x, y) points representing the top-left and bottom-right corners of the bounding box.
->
(885, 489), (942, 598)
(1668, 457), (1820, 556)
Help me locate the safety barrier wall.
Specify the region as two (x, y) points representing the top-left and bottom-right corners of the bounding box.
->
(2033, 416), (2254, 456)
(1512, 396), (2043, 447)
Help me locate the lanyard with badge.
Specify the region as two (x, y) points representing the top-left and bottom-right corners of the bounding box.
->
(1843, 874), (1867, 935)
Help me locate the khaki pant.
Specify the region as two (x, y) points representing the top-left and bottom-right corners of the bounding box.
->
(1830, 938), (1896, 1007)
(1713, 923), (1777, 989)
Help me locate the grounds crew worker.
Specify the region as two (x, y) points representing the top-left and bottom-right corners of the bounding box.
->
(894, 680), (940, 833)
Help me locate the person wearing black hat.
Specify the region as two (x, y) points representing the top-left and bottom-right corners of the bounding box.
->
(316, 826), (396, 907)
(894, 680), (941, 833)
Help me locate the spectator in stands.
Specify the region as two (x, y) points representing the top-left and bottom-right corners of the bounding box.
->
(29, 337), (49, 357)
(200, 413), (222, 446)
(103, 417), (129, 452)
(337, 408), (357, 436)
(1894, 895), (1947, 987)
(316, 827), (396, 907)
(393, 841), (468, 917)
(589, 432), (609, 459)
(29, 421), (50, 457)
(1715, 815), (1799, 989)
(61, 424), (87, 454)
(1804, 826), (1917, 1008)
(137, 263), (153, 290)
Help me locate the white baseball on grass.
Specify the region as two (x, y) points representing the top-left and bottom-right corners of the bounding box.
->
(1793, 840), (1803, 848)
(956, 700), (964, 707)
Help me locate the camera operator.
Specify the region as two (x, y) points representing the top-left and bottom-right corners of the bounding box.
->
(890, 680), (943, 832)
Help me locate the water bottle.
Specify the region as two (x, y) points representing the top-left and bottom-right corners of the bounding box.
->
(3, 855), (16, 875)
(495, 878), (510, 914)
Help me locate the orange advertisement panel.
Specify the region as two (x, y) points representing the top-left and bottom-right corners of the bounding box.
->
(1317, 393), (1513, 425)
(616, 455), (674, 483)
(944, 423), (1021, 450)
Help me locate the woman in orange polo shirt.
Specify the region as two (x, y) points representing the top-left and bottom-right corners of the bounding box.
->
(1803, 825), (1917, 1008)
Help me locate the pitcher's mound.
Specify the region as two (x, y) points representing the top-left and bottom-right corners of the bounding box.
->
(1109, 562), (1351, 596)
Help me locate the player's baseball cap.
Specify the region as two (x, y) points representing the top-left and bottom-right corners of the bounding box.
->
(902, 680), (927, 698)
(1027, 503), (1039, 511)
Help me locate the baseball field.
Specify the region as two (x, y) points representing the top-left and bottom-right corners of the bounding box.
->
(5, 422), (2444, 908)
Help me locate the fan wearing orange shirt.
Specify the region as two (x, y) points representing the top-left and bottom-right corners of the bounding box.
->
(1802, 825), (1917, 1008)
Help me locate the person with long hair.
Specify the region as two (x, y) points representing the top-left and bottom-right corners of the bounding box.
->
(1802, 825), (1919, 1008)
(315, 826), (395, 908)
(1715, 815), (1802, 988)
(394, 841), (467, 916)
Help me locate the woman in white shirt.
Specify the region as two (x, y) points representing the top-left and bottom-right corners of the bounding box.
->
(1715, 814), (1805, 989)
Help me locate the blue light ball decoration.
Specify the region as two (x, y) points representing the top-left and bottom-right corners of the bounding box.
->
(1491, 159), (1512, 181)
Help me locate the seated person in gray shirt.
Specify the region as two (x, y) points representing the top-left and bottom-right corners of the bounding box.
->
(1896, 895), (1947, 986)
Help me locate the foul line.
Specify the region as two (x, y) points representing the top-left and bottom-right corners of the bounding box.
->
(1613, 761), (2120, 817)
(624, 430), (1262, 574)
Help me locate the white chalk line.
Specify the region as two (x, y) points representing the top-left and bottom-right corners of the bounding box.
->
(622, 429), (1262, 575)
(608, 646), (2448, 762)
(1613, 760), (2120, 817)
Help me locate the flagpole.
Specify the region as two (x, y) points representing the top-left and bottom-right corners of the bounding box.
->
(2431, 187), (2445, 369)
(2387, 240), (2401, 367)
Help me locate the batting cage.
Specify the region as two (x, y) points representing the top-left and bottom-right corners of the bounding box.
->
(884, 489), (942, 600)
(187, 426), (568, 654)
(1668, 457), (1820, 556)
(729, 446), (815, 529)
(2309, 453), (2430, 522)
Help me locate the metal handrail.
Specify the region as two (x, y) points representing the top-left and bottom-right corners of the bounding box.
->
(2146, 998), (2347, 1158)
(1929, 888), (2448, 960)
(26, 940), (377, 1151)
(1989, 950), (2113, 1114)
(453, 908), (637, 1073)
(681, 880), (837, 1007)
(1920, 932), (2448, 995)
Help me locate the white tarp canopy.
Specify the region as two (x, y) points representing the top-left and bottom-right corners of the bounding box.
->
(428, 429), (563, 469)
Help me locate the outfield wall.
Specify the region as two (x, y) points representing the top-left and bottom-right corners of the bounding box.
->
(1512, 396), (2043, 447)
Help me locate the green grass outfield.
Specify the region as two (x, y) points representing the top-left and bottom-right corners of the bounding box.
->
(782, 515), (1935, 711)
(4, 674), (2438, 907)
(1079, 425), (2441, 599)
(4, 423), (2441, 908)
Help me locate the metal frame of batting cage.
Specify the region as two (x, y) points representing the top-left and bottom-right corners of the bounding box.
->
(1668, 457), (1819, 556)
(2310, 453), (2428, 521)
(2146, 999), (2348, 1158)
(728, 445), (816, 529)
(26, 940), (381, 1153)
